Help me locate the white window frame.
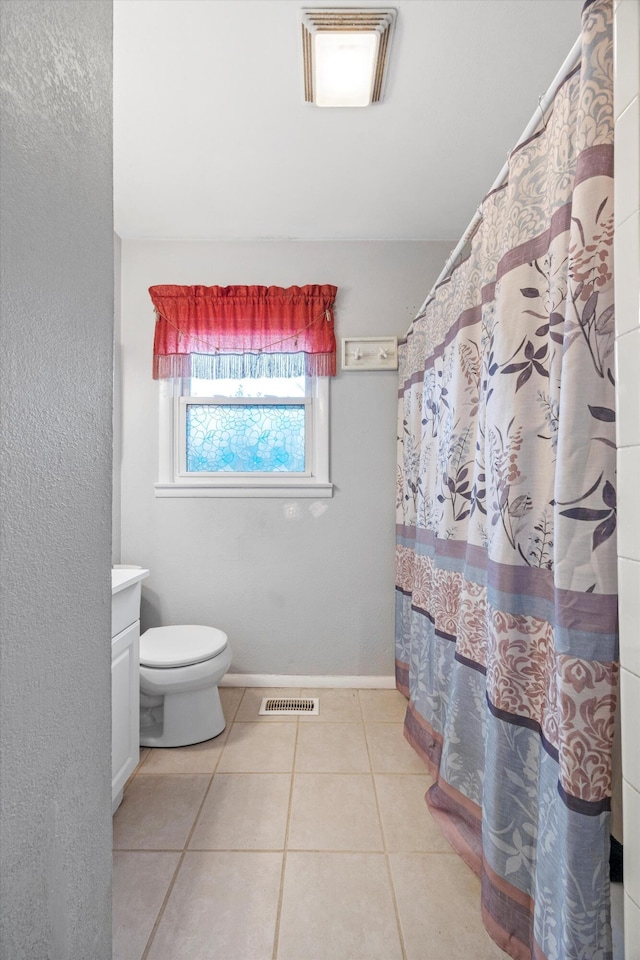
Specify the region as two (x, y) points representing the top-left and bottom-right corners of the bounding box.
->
(154, 376), (332, 498)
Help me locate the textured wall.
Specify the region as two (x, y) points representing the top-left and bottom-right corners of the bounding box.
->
(0, 2), (113, 957)
(119, 239), (450, 678)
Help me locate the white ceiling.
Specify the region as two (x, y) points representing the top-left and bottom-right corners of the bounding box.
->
(113, 0), (584, 242)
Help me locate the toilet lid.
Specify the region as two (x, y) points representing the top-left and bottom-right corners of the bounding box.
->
(140, 625), (228, 668)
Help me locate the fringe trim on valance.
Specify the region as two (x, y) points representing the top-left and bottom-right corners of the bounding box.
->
(153, 351), (336, 380)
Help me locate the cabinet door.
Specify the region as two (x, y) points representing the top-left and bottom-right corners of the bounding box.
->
(112, 621), (140, 807)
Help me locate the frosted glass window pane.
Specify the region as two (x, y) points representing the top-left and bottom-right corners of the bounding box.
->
(186, 404), (306, 473)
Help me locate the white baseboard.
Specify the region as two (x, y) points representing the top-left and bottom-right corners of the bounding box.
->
(222, 674), (396, 689)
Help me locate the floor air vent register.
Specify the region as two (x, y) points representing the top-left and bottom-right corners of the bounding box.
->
(259, 697), (319, 716)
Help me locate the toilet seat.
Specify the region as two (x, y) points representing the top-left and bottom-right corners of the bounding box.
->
(140, 624), (228, 669)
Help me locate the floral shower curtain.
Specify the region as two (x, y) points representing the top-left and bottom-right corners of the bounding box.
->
(395, 2), (616, 958)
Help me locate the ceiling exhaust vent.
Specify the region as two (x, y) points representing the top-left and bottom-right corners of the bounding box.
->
(301, 7), (397, 107)
(259, 697), (319, 715)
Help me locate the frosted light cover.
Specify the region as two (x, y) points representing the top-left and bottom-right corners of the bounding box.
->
(314, 32), (378, 106)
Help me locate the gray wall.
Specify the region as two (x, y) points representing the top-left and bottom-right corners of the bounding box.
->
(0, 3), (113, 958)
(119, 239), (450, 677)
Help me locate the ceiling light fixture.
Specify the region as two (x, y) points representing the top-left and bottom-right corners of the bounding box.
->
(301, 7), (397, 107)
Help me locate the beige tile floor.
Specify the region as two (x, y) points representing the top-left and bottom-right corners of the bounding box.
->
(111, 688), (542, 959)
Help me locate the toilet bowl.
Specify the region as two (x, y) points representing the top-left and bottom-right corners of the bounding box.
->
(139, 624), (232, 748)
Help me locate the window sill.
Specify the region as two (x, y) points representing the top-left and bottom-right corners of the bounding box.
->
(154, 481), (334, 499)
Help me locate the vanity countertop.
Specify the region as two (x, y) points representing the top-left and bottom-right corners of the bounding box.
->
(111, 566), (150, 595)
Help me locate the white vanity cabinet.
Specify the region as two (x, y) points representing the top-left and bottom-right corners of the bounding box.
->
(111, 566), (149, 813)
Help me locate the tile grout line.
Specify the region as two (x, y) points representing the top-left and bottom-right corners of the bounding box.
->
(139, 849), (186, 960)
(131, 768), (430, 776)
(116, 843), (434, 854)
(139, 700), (234, 960)
(361, 696), (408, 960)
(271, 716), (299, 960)
(222, 688), (243, 724)
(139, 771), (216, 959)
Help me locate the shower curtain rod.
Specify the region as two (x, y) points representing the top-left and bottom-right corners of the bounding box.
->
(408, 34), (583, 334)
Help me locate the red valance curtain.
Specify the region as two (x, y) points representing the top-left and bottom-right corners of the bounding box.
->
(150, 284), (337, 379)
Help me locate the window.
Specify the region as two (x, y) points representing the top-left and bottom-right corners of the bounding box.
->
(183, 376), (308, 474)
(150, 283), (336, 498)
(155, 374), (331, 497)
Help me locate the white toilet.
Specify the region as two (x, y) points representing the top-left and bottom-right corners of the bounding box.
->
(139, 624), (232, 748)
